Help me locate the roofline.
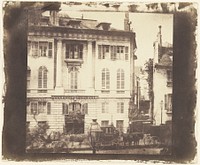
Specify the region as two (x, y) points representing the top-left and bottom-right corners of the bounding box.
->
(28, 25), (136, 37)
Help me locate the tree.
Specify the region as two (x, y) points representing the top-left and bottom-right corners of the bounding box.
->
(144, 58), (154, 121)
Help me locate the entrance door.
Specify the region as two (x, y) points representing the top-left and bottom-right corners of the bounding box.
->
(64, 102), (85, 134)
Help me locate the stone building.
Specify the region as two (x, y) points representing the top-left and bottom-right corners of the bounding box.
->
(153, 26), (173, 125)
(26, 9), (137, 134)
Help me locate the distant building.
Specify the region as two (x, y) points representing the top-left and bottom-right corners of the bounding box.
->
(152, 26), (173, 125)
(134, 66), (150, 115)
(26, 9), (137, 134)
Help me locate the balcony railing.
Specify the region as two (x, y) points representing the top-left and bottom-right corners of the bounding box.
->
(64, 89), (85, 93)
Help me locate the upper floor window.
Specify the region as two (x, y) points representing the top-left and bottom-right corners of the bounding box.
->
(117, 69), (125, 90)
(117, 102), (124, 113)
(27, 66), (31, 89)
(167, 70), (172, 87)
(102, 68), (110, 90)
(167, 70), (172, 82)
(66, 44), (83, 59)
(98, 45), (109, 59)
(125, 46), (129, 60)
(165, 94), (172, 112)
(70, 67), (79, 89)
(29, 41), (53, 58)
(38, 66), (47, 89)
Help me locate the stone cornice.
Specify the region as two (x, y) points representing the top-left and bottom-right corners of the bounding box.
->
(28, 25), (135, 41)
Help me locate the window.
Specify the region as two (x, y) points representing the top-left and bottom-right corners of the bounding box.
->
(38, 66), (47, 89)
(117, 46), (124, 60)
(38, 102), (46, 114)
(167, 70), (172, 87)
(47, 102), (51, 115)
(38, 121), (47, 127)
(69, 102), (81, 113)
(31, 102), (38, 115)
(101, 120), (109, 127)
(165, 94), (172, 112)
(125, 46), (129, 60)
(27, 66), (31, 89)
(102, 68), (110, 90)
(48, 42), (53, 58)
(82, 103), (88, 114)
(70, 67), (78, 89)
(31, 41), (53, 58)
(66, 44), (83, 59)
(117, 102), (124, 113)
(117, 69), (125, 90)
(39, 42), (48, 57)
(116, 120), (124, 132)
(62, 103), (68, 115)
(102, 102), (109, 113)
(32, 42), (39, 57)
(98, 45), (109, 59)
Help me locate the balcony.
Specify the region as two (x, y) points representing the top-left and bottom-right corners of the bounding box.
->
(64, 58), (83, 67)
(64, 89), (85, 94)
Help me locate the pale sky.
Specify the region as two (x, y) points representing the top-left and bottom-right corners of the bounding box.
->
(58, 6), (173, 67)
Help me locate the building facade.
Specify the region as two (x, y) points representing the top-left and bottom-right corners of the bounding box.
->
(153, 26), (173, 125)
(26, 10), (137, 134)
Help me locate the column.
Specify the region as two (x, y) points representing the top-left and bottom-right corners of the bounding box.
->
(55, 40), (64, 94)
(87, 41), (94, 93)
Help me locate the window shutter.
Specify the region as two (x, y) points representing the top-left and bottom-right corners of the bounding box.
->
(47, 102), (51, 115)
(48, 42), (53, 58)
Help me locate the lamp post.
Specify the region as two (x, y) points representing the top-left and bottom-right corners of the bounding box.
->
(160, 100), (163, 125)
(89, 119), (102, 154)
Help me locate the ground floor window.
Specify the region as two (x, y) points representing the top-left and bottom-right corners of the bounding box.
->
(101, 120), (109, 127)
(116, 120), (124, 132)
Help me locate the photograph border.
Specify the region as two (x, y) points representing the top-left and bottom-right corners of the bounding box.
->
(2, 1), (197, 163)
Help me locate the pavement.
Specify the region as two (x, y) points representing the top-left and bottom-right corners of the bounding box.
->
(72, 147), (163, 155)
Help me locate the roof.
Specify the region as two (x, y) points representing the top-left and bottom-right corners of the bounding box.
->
(155, 53), (173, 69)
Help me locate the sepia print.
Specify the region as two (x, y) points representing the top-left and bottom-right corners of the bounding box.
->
(26, 2), (173, 155)
(2, 1), (197, 162)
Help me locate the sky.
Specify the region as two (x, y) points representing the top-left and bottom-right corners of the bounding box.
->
(58, 4), (173, 67)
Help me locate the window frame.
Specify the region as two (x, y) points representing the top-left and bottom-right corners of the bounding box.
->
(102, 68), (110, 90)
(38, 66), (48, 89)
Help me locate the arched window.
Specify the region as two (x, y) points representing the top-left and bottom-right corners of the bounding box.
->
(70, 67), (78, 89)
(102, 68), (110, 89)
(38, 66), (47, 88)
(117, 69), (125, 89)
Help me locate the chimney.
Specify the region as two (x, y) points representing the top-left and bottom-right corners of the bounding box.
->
(154, 26), (163, 63)
(124, 12), (131, 31)
(50, 10), (59, 26)
(158, 25), (162, 46)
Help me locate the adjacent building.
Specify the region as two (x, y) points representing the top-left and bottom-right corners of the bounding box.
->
(26, 9), (137, 134)
(153, 26), (173, 125)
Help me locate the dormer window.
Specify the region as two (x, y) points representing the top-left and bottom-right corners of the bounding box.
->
(96, 22), (111, 31)
(67, 20), (81, 28)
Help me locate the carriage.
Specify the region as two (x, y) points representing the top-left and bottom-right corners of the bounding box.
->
(125, 120), (172, 147)
(95, 124), (122, 149)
